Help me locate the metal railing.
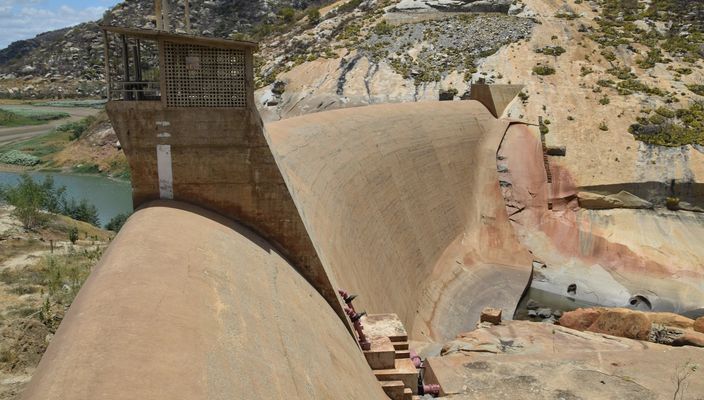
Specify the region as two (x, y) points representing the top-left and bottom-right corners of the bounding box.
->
(109, 81), (161, 101)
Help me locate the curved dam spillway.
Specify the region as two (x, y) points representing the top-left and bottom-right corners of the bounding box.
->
(23, 203), (388, 400)
(23, 100), (535, 398)
(266, 102), (533, 341)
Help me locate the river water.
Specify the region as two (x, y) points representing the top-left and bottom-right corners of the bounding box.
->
(0, 171), (133, 227)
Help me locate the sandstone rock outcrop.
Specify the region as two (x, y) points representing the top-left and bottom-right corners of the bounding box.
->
(695, 317), (704, 333)
(426, 321), (704, 399)
(559, 308), (702, 345)
(577, 191), (653, 210)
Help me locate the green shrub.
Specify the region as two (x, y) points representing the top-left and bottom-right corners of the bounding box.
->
(278, 7), (296, 23)
(601, 50), (616, 62)
(56, 116), (94, 141)
(636, 48), (664, 69)
(105, 213), (131, 232)
(535, 46), (566, 56)
(0, 150), (40, 166)
(599, 96), (611, 105)
(307, 8), (321, 25)
(338, 0), (363, 13)
(533, 65), (556, 76)
(655, 107), (675, 118)
(599, 121), (609, 131)
(629, 102), (704, 146)
(68, 227), (79, 244)
(61, 198), (100, 227)
(687, 84), (704, 96)
(1, 174), (46, 229)
(373, 20), (393, 35)
(0, 108), (69, 127)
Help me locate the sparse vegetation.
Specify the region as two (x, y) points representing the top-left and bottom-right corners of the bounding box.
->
(307, 8), (321, 26)
(0, 108), (68, 127)
(533, 65), (556, 76)
(687, 84), (704, 96)
(629, 101), (704, 146)
(56, 116), (95, 141)
(0, 173), (100, 228)
(599, 121), (609, 131)
(518, 91), (530, 103)
(535, 46), (566, 56)
(105, 212), (131, 232)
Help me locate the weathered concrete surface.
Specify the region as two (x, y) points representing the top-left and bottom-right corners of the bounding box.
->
(498, 123), (704, 314)
(425, 321), (704, 399)
(469, 84), (524, 118)
(266, 101), (533, 341)
(106, 102), (348, 329)
(21, 202), (387, 400)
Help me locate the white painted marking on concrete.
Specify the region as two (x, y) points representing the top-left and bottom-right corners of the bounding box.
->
(156, 144), (174, 199)
(157, 132), (171, 138)
(156, 121), (171, 127)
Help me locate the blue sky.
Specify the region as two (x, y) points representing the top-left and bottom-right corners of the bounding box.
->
(0, 0), (120, 49)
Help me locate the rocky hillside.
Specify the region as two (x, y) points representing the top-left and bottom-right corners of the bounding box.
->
(0, 0), (332, 98)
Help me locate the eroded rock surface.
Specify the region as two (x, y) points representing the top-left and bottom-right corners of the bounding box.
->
(426, 321), (704, 399)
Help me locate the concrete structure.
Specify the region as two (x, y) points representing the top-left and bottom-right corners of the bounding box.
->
(22, 203), (387, 400)
(23, 26), (537, 400)
(469, 84), (524, 118)
(267, 102), (533, 341)
(101, 26), (348, 328)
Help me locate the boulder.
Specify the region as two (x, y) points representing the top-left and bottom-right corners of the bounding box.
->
(537, 308), (552, 318)
(526, 299), (539, 310)
(558, 308), (602, 331)
(578, 191), (653, 210)
(588, 309), (651, 340)
(480, 307), (502, 325)
(695, 317), (704, 334)
(561, 308), (697, 343)
(647, 313), (694, 330)
(672, 331), (704, 348)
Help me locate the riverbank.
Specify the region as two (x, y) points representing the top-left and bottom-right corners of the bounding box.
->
(0, 108), (129, 179)
(0, 171), (132, 227)
(0, 205), (112, 400)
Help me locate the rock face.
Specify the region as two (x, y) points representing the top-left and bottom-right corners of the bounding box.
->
(426, 320), (704, 399)
(559, 308), (701, 344)
(695, 317), (704, 333)
(498, 123), (704, 315)
(393, 0), (512, 13)
(577, 190), (653, 210)
(587, 309), (652, 340)
(0, 0), (330, 84)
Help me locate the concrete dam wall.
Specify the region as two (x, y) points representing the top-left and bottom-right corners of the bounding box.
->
(266, 101), (533, 341)
(23, 203), (388, 400)
(22, 99), (535, 399)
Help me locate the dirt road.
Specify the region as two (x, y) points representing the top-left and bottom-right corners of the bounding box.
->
(0, 106), (100, 146)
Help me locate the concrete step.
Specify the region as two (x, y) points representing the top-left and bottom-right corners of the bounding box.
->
(392, 341), (409, 351)
(380, 380), (405, 400)
(364, 336), (396, 370)
(362, 313), (408, 343)
(395, 349), (410, 359)
(374, 358), (419, 395)
(403, 388), (413, 400)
